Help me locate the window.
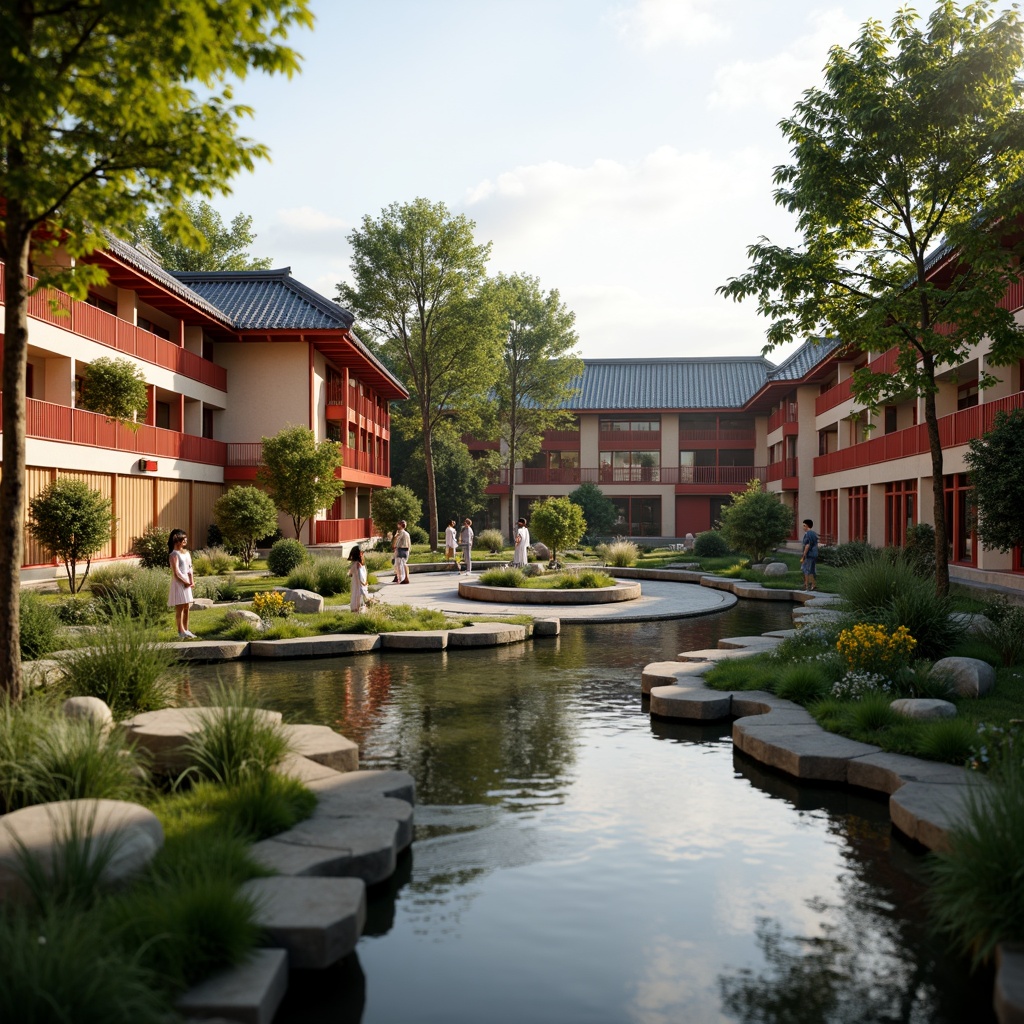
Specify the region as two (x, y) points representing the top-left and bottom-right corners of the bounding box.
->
(87, 293), (117, 315)
(137, 316), (170, 340)
(718, 450), (754, 467)
(202, 408), (214, 440)
(599, 416), (660, 432)
(600, 451), (660, 481)
(819, 490), (838, 546)
(848, 486), (868, 542)
(155, 401), (171, 430)
(944, 473), (975, 565)
(957, 381), (979, 410)
(610, 496), (661, 536)
(885, 480), (917, 547)
(884, 406), (897, 434)
(25, 364), (34, 400)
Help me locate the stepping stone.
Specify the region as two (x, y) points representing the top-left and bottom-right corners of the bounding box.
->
(283, 724), (359, 772)
(649, 684), (731, 721)
(995, 944), (1024, 1024)
(306, 769), (416, 806)
(890, 698), (957, 721)
(731, 721), (880, 782)
(240, 876), (366, 969)
(249, 817), (399, 884)
(0, 799), (163, 903)
(731, 704), (817, 727)
(533, 618), (560, 637)
(278, 755), (344, 785)
(169, 640), (250, 661)
(762, 629), (800, 639)
(846, 751), (970, 796)
(380, 630), (448, 650)
(448, 623), (527, 647)
(889, 778), (988, 853)
(176, 948), (288, 1024)
(121, 707), (283, 774)
(248, 634), (381, 658)
(312, 794), (414, 850)
(641, 661), (713, 695)
(717, 635), (782, 650)
(676, 647), (766, 662)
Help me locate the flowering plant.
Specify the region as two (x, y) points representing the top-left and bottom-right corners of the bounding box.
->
(831, 670), (894, 700)
(251, 590), (294, 624)
(836, 622), (916, 677)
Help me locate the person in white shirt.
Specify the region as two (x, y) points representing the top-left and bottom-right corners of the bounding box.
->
(392, 520), (412, 584)
(512, 517), (530, 568)
(459, 518), (474, 573)
(444, 519), (459, 571)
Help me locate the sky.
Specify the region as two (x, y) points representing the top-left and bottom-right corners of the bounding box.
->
(212, 0), (983, 365)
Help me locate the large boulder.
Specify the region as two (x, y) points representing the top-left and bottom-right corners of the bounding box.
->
(890, 698), (957, 721)
(61, 696), (113, 735)
(224, 608), (266, 630)
(281, 588), (325, 614)
(763, 562), (789, 577)
(532, 542), (550, 561)
(932, 656), (996, 698)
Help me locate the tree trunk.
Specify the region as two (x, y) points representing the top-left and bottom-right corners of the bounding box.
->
(0, 214), (32, 700)
(422, 415), (438, 550)
(507, 430), (517, 545)
(921, 359), (950, 597)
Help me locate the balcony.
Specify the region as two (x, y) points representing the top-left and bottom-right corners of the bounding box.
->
(597, 429), (661, 449)
(2, 394), (226, 465)
(315, 517), (373, 544)
(767, 403), (799, 434)
(814, 348), (900, 416)
(678, 427), (756, 443)
(0, 260), (227, 391)
(488, 465), (767, 487)
(226, 441), (390, 479)
(813, 390), (1024, 476)
(324, 384), (390, 432)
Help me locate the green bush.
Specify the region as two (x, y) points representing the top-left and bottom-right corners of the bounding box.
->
(363, 550), (393, 573)
(213, 486), (279, 568)
(130, 526), (171, 569)
(285, 562), (318, 592)
(267, 538), (309, 577)
(903, 522), (936, 577)
(408, 524), (429, 545)
(476, 528), (506, 553)
(600, 540), (639, 567)
(554, 569), (615, 589)
(774, 663), (831, 704)
(847, 691), (902, 733)
(913, 718), (976, 765)
(88, 565), (169, 626)
(55, 594), (99, 625)
(718, 479), (793, 562)
(59, 616), (178, 720)
(192, 546), (235, 576)
(979, 597), (1024, 667)
(479, 567), (526, 587)
(693, 530), (729, 558)
(19, 592), (61, 661)
(818, 540), (874, 567)
(311, 557), (350, 597)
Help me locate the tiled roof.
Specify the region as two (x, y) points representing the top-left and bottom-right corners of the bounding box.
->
(766, 337), (842, 381)
(173, 268), (355, 331)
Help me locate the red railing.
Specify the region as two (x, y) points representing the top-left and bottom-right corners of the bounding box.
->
(597, 429), (661, 449)
(0, 260), (227, 391)
(225, 442), (390, 478)
(492, 465), (767, 486)
(767, 403), (799, 433)
(3, 395), (226, 465)
(679, 428), (756, 442)
(767, 458), (799, 482)
(815, 347), (900, 416)
(813, 390), (1024, 476)
(315, 517), (373, 544)
(542, 428), (581, 443)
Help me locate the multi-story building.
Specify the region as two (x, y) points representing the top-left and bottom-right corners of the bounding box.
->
(1, 236), (406, 580)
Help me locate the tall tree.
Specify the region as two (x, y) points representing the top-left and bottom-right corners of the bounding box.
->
(483, 273), (581, 541)
(0, 0), (311, 698)
(135, 199), (273, 271)
(403, 428), (487, 529)
(338, 198), (503, 549)
(718, 1), (1024, 596)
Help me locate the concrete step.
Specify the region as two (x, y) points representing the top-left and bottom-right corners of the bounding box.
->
(176, 948), (288, 1024)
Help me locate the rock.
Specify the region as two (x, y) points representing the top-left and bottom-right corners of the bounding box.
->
(176, 948), (288, 1024)
(763, 562), (790, 577)
(22, 659), (64, 688)
(248, 634), (380, 658)
(312, 794), (414, 851)
(190, 597), (215, 610)
(283, 724), (359, 772)
(532, 542), (550, 560)
(380, 630), (448, 650)
(649, 685), (732, 721)
(889, 778), (988, 852)
(932, 656), (996, 698)
(448, 623), (527, 647)
(890, 698), (957, 721)
(280, 588), (325, 614)
(731, 721), (880, 782)
(225, 609), (265, 629)
(61, 696), (113, 734)
(171, 639), (250, 661)
(0, 799), (163, 903)
(306, 769), (416, 806)
(533, 618), (560, 637)
(750, 563), (767, 573)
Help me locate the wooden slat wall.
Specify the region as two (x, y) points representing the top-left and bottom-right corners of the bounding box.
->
(156, 478), (190, 534)
(24, 466), (57, 566)
(192, 482), (224, 548)
(57, 469), (113, 559)
(116, 475), (153, 556)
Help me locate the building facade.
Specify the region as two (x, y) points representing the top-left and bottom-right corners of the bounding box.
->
(1, 236), (406, 578)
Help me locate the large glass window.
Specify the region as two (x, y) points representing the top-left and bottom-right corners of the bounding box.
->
(599, 416), (660, 432)
(610, 497), (661, 536)
(885, 480), (917, 548)
(600, 451), (660, 481)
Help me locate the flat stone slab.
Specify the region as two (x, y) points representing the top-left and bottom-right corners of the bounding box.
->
(676, 647), (767, 662)
(168, 639), (250, 661)
(306, 769), (416, 806)
(379, 630), (449, 650)
(846, 751), (970, 796)
(732, 721), (880, 782)
(641, 660), (713, 695)
(277, 754), (344, 785)
(459, 580), (641, 604)
(249, 816), (399, 884)
(731, 704), (817, 727)
(533, 618), (561, 636)
(889, 779), (987, 853)
(240, 876), (366, 969)
(717, 635), (783, 650)
(762, 629), (800, 639)
(0, 799), (163, 903)
(248, 634), (381, 658)
(448, 623), (528, 647)
(176, 948), (288, 1024)
(312, 794), (414, 850)
(282, 724), (358, 772)
(121, 707), (283, 774)
(996, 943), (1024, 1024)
(649, 685), (732, 720)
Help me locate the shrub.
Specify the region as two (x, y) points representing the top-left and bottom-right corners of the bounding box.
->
(529, 496), (586, 562)
(250, 591), (294, 624)
(836, 623), (917, 676)
(554, 569), (615, 589)
(718, 479), (793, 562)
(310, 557), (350, 597)
(408, 524), (429, 545)
(818, 540), (874, 567)
(831, 670), (895, 700)
(206, 523), (224, 548)
(267, 538), (309, 577)
(878, 586), (964, 662)
(774, 663), (831, 704)
(56, 593), (99, 626)
(78, 355), (149, 426)
(285, 562), (318, 592)
(218, 575), (242, 602)
(59, 616), (178, 719)
(903, 522), (936, 577)
(191, 546), (235, 576)
(602, 540), (639, 567)
(913, 718), (976, 765)
(363, 550), (393, 573)
(87, 563), (138, 607)
(88, 565), (168, 626)
(979, 597), (1024, 667)
(693, 530), (729, 558)
(476, 528), (506, 553)
(370, 485), (422, 540)
(568, 481), (618, 539)
(213, 486), (279, 568)
(847, 691), (903, 733)
(19, 592), (61, 661)
(130, 526), (171, 569)
(479, 567), (526, 587)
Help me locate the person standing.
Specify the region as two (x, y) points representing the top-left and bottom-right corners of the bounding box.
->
(392, 520), (412, 584)
(459, 517), (474, 573)
(167, 528), (195, 639)
(348, 545), (369, 612)
(445, 518), (459, 571)
(512, 517), (530, 568)
(801, 518), (819, 592)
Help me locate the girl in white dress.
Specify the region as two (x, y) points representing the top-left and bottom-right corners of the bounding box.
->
(167, 528), (196, 639)
(348, 545), (369, 613)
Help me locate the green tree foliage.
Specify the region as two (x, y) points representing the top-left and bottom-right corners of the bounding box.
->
(403, 429), (486, 529)
(482, 273), (581, 539)
(339, 198), (504, 548)
(964, 408), (1024, 552)
(213, 486), (279, 568)
(529, 497), (586, 563)
(0, 0), (311, 697)
(257, 426), (344, 541)
(78, 356), (149, 429)
(718, 2), (1024, 596)
(28, 479), (113, 593)
(718, 480), (793, 563)
(130, 525), (171, 570)
(135, 199), (272, 271)
(568, 482), (618, 540)
(369, 486), (423, 542)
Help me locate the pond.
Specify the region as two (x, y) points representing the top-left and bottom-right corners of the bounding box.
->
(186, 602), (993, 1024)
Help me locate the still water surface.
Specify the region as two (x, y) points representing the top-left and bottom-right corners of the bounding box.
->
(187, 603), (992, 1024)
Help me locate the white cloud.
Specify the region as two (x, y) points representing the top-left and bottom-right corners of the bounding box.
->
(274, 205), (350, 232)
(606, 0), (729, 49)
(260, 205), (353, 268)
(709, 9), (861, 113)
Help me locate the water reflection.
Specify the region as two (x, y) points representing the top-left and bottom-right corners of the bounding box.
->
(184, 604), (991, 1024)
